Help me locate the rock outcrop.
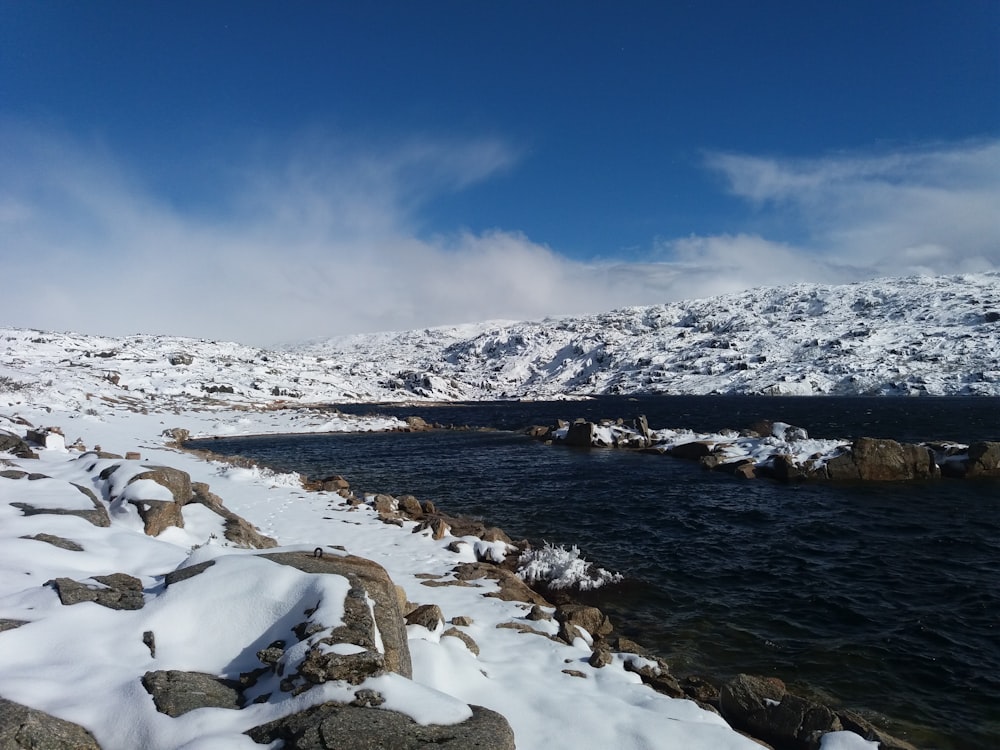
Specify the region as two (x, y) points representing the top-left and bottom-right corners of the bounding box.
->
(825, 438), (939, 481)
(0, 696), (101, 750)
(246, 702), (516, 750)
(719, 674), (918, 750)
(261, 551), (413, 680)
(48, 573), (145, 610)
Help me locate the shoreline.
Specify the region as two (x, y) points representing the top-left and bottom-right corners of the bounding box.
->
(177, 422), (936, 750)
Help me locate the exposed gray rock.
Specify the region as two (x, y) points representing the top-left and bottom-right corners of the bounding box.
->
(0, 619), (29, 633)
(246, 702), (516, 749)
(167, 352), (193, 366)
(164, 559), (217, 586)
(10, 483), (109, 528)
(0, 696), (101, 749)
(141, 670), (242, 716)
(261, 552), (412, 679)
(50, 573), (144, 610)
(19, 534), (83, 552)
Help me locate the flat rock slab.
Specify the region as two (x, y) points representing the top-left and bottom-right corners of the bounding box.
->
(50, 573), (145, 610)
(0, 696), (101, 750)
(142, 670), (243, 717)
(247, 702), (515, 749)
(19, 533), (83, 552)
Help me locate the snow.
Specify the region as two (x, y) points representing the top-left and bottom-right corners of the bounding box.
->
(0, 273), (984, 748)
(517, 543), (625, 591)
(2, 273), (998, 406)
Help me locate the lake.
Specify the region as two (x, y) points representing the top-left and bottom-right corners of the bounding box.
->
(193, 395), (1000, 749)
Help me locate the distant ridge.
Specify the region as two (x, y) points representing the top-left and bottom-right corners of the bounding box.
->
(3, 273), (999, 406)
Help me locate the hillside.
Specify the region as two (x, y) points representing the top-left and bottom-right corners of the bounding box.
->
(2, 273), (998, 410)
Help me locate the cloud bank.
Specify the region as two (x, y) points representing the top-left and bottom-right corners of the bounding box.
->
(1, 123), (997, 346)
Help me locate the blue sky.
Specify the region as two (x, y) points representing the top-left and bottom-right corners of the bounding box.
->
(2, 2), (998, 344)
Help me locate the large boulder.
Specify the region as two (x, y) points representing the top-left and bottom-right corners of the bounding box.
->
(131, 499), (185, 536)
(719, 674), (842, 750)
(128, 466), (193, 505)
(0, 696), (101, 749)
(825, 438), (939, 481)
(554, 603), (613, 643)
(962, 441), (1000, 478)
(246, 702), (516, 750)
(261, 552), (412, 679)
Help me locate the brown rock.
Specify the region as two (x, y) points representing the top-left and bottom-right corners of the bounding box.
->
(454, 563), (552, 607)
(720, 674), (843, 750)
(964, 441), (1000, 477)
(397, 494), (423, 518)
(405, 604), (444, 632)
(130, 499), (185, 536)
(129, 465), (193, 504)
(442, 627), (480, 656)
(826, 438), (939, 481)
(588, 642), (612, 668)
(554, 604), (613, 643)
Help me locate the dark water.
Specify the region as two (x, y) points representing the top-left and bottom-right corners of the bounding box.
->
(194, 396), (1000, 749)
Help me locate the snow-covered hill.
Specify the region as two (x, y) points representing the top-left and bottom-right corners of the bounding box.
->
(2, 273), (999, 410)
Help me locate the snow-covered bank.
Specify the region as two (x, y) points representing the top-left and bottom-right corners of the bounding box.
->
(1, 402), (778, 749)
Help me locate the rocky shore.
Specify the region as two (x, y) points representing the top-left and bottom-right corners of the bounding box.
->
(0, 416), (924, 750)
(527, 415), (1000, 482)
(181, 432), (926, 750)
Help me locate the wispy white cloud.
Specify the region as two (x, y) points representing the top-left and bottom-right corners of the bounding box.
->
(1, 123), (997, 345)
(701, 141), (1000, 276)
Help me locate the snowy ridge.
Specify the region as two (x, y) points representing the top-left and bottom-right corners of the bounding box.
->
(2, 273), (999, 410)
